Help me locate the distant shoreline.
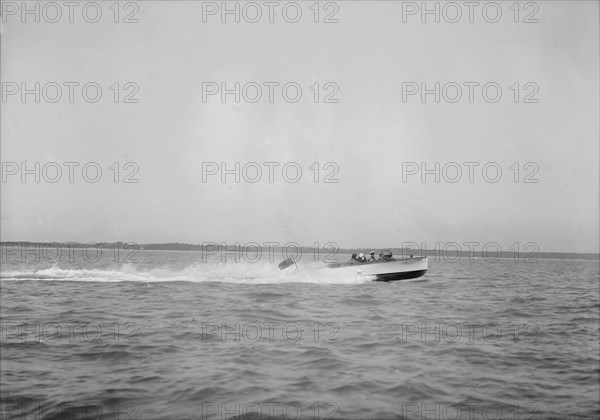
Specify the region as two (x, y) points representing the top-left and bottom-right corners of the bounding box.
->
(1, 242), (599, 261)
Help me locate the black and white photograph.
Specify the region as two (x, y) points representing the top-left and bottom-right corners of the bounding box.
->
(1, 1), (599, 419)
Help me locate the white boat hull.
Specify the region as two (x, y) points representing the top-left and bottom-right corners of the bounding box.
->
(329, 257), (428, 282)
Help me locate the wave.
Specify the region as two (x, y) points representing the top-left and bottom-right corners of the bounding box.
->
(0, 262), (371, 285)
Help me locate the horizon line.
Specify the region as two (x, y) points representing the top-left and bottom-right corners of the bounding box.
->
(1, 240), (598, 256)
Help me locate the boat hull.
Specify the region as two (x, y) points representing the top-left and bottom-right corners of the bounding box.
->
(371, 269), (428, 282)
(328, 257), (428, 282)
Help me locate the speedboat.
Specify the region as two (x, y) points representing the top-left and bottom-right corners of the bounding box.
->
(327, 252), (428, 282)
(278, 250), (428, 282)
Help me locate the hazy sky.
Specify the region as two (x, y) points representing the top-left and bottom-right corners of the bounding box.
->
(1, 1), (598, 252)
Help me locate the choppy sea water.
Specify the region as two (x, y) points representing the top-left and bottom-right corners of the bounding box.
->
(0, 249), (598, 420)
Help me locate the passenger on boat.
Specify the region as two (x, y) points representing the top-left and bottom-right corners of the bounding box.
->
(368, 251), (377, 261)
(350, 253), (357, 261)
(357, 253), (367, 262)
(379, 250), (393, 261)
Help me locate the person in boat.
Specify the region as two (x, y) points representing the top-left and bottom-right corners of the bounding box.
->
(368, 251), (377, 262)
(350, 253), (358, 261)
(379, 250), (394, 261)
(357, 253), (367, 262)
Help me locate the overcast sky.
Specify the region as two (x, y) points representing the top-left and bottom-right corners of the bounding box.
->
(1, 1), (598, 253)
